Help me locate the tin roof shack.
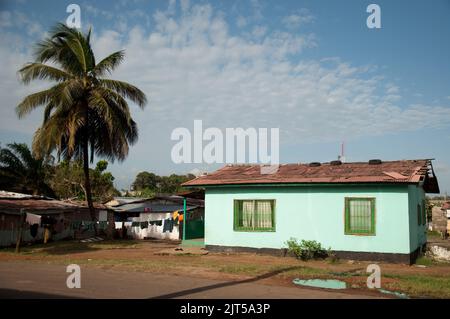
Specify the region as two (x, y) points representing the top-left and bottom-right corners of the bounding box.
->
(110, 195), (204, 241)
(0, 191), (114, 247)
(183, 159), (440, 264)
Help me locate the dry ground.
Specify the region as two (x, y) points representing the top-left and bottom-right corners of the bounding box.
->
(0, 239), (449, 298)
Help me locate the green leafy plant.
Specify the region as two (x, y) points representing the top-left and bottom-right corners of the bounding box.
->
(285, 238), (329, 261)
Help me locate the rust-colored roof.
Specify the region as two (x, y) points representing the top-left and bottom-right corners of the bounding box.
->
(0, 198), (108, 214)
(182, 159), (440, 193)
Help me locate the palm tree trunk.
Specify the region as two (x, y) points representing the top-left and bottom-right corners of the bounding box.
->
(82, 135), (98, 236)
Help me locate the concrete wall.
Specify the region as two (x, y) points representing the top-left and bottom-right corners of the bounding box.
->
(204, 184), (418, 254)
(407, 185), (427, 252)
(430, 206), (448, 232)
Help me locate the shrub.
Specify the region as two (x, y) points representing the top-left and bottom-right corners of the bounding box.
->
(285, 238), (329, 260)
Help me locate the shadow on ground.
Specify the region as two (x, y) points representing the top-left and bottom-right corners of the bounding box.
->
(2, 240), (139, 256)
(151, 266), (302, 299)
(0, 288), (88, 299)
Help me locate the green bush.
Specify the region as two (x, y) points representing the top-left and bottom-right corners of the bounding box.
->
(285, 238), (329, 260)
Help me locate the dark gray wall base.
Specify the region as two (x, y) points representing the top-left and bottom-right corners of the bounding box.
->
(206, 245), (420, 264)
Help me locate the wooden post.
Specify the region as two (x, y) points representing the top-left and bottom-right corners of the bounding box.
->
(15, 209), (25, 254)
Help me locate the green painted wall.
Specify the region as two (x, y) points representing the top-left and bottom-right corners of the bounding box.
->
(204, 184), (421, 254)
(407, 185), (427, 252)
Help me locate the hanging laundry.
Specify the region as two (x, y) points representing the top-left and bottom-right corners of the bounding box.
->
(178, 214), (184, 222)
(150, 220), (162, 226)
(172, 210), (179, 220)
(98, 210), (108, 222)
(140, 221), (149, 229)
(82, 221), (95, 231)
(163, 218), (174, 232)
(41, 216), (55, 227)
(71, 221), (82, 230)
(99, 221), (108, 230)
(131, 221), (140, 227)
(30, 224), (39, 238)
(26, 213), (41, 225)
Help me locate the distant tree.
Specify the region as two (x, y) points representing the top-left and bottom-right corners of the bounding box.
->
(135, 187), (156, 198)
(132, 171), (161, 191)
(131, 172), (196, 195)
(0, 143), (55, 196)
(49, 160), (119, 202)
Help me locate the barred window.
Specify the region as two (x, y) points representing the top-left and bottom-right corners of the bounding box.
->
(345, 198), (375, 235)
(234, 200), (275, 231)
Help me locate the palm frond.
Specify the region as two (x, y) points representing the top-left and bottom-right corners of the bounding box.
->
(92, 50), (125, 76)
(16, 80), (82, 118)
(98, 79), (147, 108)
(7, 143), (35, 170)
(19, 63), (73, 84)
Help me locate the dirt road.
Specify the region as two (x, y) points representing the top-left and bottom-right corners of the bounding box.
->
(0, 261), (379, 299)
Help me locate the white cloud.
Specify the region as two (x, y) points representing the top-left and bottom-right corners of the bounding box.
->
(1, 3), (450, 188)
(88, 2), (450, 148)
(236, 16), (247, 28)
(282, 8), (315, 29)
(0, 10), (43, 36)
(252, 25), (267, 38)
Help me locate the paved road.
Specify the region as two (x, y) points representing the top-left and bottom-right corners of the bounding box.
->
(0, 262), (378, 299)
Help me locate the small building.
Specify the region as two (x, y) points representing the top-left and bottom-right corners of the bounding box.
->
(0, 191), (114, 247)
(109, 195), (204, 241)
(430, 202), (449, 234)
(182, 159), (440, 263)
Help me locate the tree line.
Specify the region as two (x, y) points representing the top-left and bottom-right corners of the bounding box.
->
(130, 171), (196, 197)
(0, 142), (119, 202)
(0, 142), (197, 202)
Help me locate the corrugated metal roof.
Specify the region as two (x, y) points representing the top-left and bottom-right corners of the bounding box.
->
(0, 191), (109, 214)
(0, 199), (84, 215)
(113, 203), (198, 213)
(182, 159), (440, 193)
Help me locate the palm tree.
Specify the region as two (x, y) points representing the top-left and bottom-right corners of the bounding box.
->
(16, 23), (147, 226)
(0, 143), (55, 197)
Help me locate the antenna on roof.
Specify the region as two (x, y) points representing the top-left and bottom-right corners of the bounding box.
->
(338, 141), (346, 163)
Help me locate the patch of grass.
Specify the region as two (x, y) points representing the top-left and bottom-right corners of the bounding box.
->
(415, 256), (434, 266)
(278, 265), (330, 278)
(218, 264), (261, 275)
(427, 230), (442, 239)
(383, 274), (450, 298)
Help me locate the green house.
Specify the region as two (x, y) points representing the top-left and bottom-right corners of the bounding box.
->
(183, 159), (439, 263)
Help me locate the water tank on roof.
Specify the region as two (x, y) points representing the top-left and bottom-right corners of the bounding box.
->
(309, 162), (321, 167)
(369, 159), (382, 165)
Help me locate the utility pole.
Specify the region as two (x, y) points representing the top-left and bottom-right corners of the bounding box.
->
(15, 209), (25, 253)
(182, 198), (187, 242)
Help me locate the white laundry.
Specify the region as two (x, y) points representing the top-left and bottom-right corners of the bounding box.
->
(26, 213), (41, 225)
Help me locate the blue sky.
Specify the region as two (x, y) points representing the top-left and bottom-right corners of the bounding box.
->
(0, 0), (450, 193)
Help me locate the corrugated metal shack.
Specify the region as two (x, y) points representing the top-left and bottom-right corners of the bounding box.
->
(0, 191), (114, 247)
(109, 195), (204, 241)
